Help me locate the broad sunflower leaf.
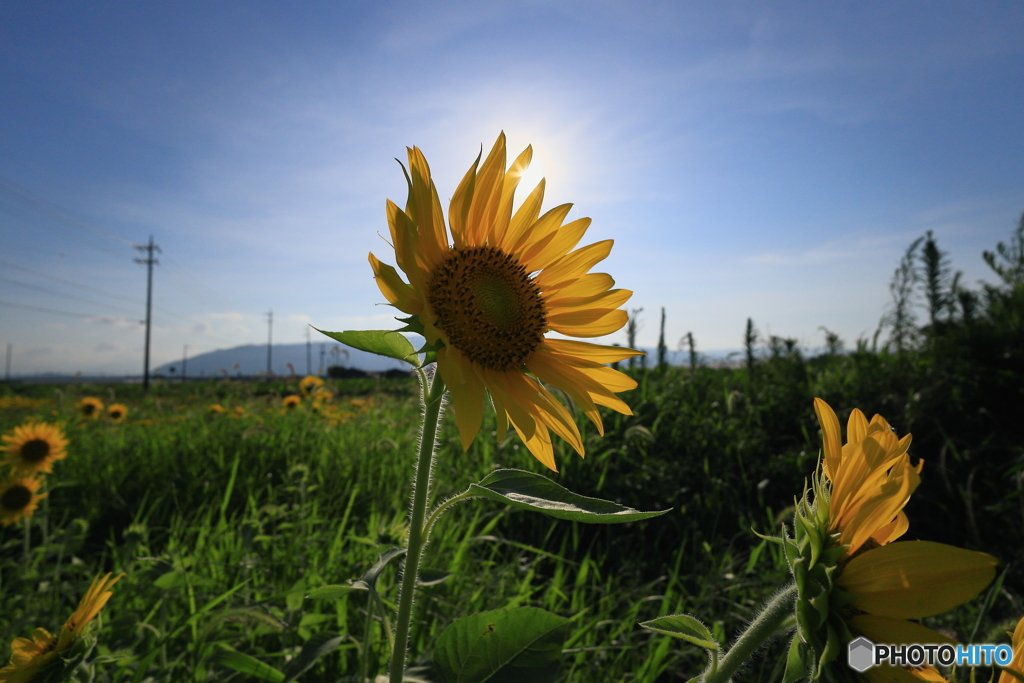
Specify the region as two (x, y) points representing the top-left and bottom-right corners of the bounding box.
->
(639, 614), (719, 651)
(433, 606), (570, 683)
(468, 469), (670, 524)
(210, 648), (285, 683)
(315, 328), (421, 367)
(281, 632), (345, 683)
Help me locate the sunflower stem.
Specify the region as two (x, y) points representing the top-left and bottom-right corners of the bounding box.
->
(389, 369), (446, 683)
(703, 583), (797, 683)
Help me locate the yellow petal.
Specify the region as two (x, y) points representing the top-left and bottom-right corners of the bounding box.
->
(465, 134), (507, 246)
(543, 338), (644, 364)
(838, 541), (998, 618)
(491, 144), (532, 246)
(368, 253), (423, 314)
(405, 146), (448, 270)
(849, 614), (957, 646)
(848, 408), (869, 444)
(814, 398), (842, 480)
(437, 347), (485, 452)
(542, 272), (615, 300)
(448, 148), (481, 249)
(546, 288), (632, 315)
(548, 308), (628, 337)
(520, 215), (590, 273)
(535, 240), (614, 292)
(513, 203), (573, 267)
(501, 179), (545, 251)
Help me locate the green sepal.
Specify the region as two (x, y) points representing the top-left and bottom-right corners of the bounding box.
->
(750, 527), (785, 545)
(814, 622), (841, 678)
(639, 614), (719, 651)
(314, 328), (421, 367)
(782, 634), (808, 683)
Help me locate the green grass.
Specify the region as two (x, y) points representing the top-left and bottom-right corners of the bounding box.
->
(1, 361), (1020, 682)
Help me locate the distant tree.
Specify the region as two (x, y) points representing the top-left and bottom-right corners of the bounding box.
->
(657, 308), (668, 370)
(882, 236), (923, 353)
(983, 210), (1024, 286)
(627, 308), (643, 369)
(743, 318), (758, 375)
(921, 230), (954, 326)
(819, 326), (844, 355)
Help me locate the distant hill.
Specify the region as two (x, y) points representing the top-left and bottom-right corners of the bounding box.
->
(154, 337), (425, 378)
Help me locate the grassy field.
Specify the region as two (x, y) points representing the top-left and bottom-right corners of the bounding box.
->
(1, 353), (1021, 681)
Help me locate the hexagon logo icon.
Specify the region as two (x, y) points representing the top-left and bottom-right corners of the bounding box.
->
(848, 637), (875, 672)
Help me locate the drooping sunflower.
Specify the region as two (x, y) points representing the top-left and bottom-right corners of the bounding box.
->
(77, 397), (103, 419)
(999, 616), (1024, 683)
(0, 476), (46, 527)
(806, 399), (998, 683)
(299, 375), (324, 396)
(106, 404), (128, 422)
(1, 421), (68, 475)
(0, 573), (124, 682)
(282, 395), (301, 410)
(369, 133), (641, 471)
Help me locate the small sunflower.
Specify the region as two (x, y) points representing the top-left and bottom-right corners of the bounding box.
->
(77, 397), (103, 419)
(999, 616), (1024, 683)
(1, 421), (68, 475)
(208, 404), (225, 414)
(282, 395), (301, 410)
(0, 573), (124, 682)
(0, 476), (46, 527)
(796, 399), (998, 683)
(106, 404), (128, 422)
(299, 375), (324, 395)
(369, 133), (642, 471)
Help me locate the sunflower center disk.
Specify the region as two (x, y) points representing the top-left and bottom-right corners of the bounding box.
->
(20, 439), (50, 463)
(427, 246), (547, 372)
(1, 485), (31, 511)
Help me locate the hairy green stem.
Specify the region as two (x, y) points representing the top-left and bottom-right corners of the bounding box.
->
(389, 370), (446, 683)
(423, 490), (475, 540)
(704, 583), (798, 683)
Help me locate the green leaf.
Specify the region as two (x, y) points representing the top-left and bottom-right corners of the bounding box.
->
(468, 469), (671, 524)
(281, 632), (345, 683)
(314, 328), (420, 367)
(639, 614), (719, 651)
(434, 606), (570, 683)
(419, 568), (453, 586)
(210, 649), (285, 683)
(307, 584), (363, 600)
(358, 546), (407, 588)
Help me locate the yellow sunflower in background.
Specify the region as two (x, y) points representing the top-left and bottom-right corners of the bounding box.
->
(369, 133), (641, 471)
(999, 616), (1024, 683)
(2, 421), (68, 475)
(208, 403), (226, 414)
(0, 573), (124, 682)
(811, 399), (998, 682)
(0, 476), (46, 527)
(77, 397), (103, 419)
(106, 404), (128, 422)
(299, 375), (324, 395)
(282, 395), (301, 410)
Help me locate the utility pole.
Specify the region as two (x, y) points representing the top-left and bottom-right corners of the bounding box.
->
(182, 345), (188, 382)
(4, 343), (10, 382)
(266, 309), (273, 380)
(134, 235), (161, 391)
(306, 327), (312, 377)
(319, 343), (325, 376)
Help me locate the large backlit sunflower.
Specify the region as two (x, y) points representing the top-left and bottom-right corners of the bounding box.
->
(0, 476), (46, 527)
(0, 573), (124, 682)
(369, 133), (641, 471)
(1, 421), (68, 475)
(808, 399), (998, 683)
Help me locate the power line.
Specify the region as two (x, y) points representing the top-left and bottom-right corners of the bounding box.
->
(0, 299), (107, 319)
(0, 274), (140, 317)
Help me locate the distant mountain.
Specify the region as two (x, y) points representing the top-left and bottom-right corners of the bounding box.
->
(155, 337), (425, 378)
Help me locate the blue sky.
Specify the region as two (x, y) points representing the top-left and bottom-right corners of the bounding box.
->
(1, 2), (1022, 375)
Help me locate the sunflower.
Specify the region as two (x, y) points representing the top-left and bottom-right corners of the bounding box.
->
(77, 397), (103, 419)
(999, 616), (1024, 683)
(299, 375), (324, 395)
(208, 403), (226, 414)
(1, 421), (68, 475)
(282, 395), (301, 410)
(0, 476), (46, 527)
(806, 399), (998, 682)
(369, 133), (641, 471)
(0, 573), (124, 682)
(106, 404), (128, 422)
